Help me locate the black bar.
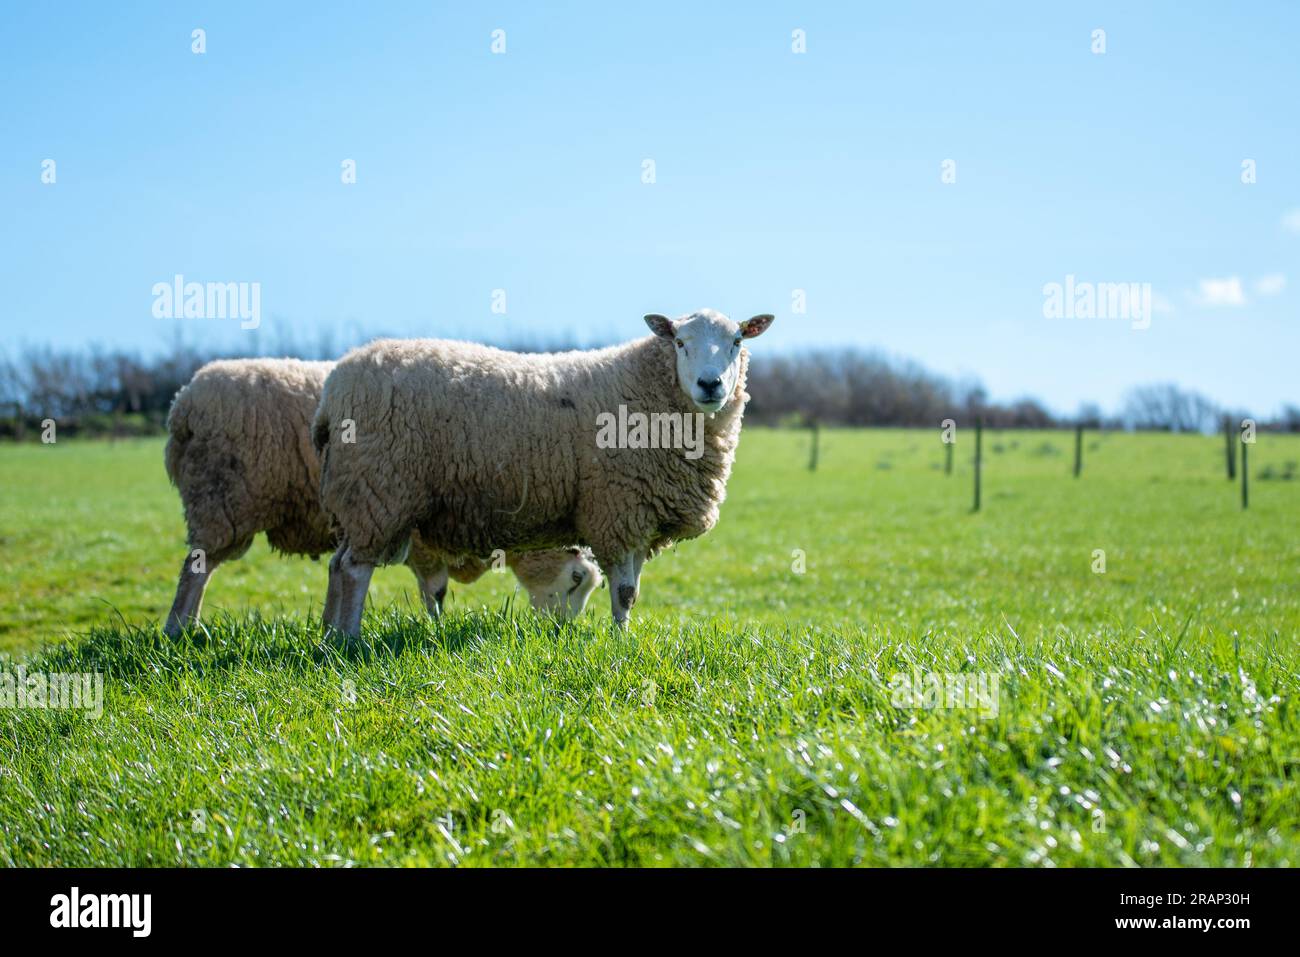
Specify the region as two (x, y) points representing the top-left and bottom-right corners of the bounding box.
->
(0, 867), (1287, 945)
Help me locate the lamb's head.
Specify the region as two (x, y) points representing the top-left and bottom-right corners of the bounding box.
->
(520, 546), (603, 618)
(644, 309), (774, 413)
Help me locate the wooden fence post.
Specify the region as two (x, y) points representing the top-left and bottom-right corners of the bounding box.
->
(1241, 426), (1249, 510)
(973, 417), (983, 512)
(1073, 423), (1083, 478)
(1225, 416), (1236, 480)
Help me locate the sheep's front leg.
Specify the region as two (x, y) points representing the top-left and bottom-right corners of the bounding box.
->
(608, 550), (645, 628)
(410, 563), (450, 619)
(329, 546), (375, 638)
(163, 551), (216, 637)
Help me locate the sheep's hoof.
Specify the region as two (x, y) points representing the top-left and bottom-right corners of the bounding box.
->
(323, 626), (368, 655)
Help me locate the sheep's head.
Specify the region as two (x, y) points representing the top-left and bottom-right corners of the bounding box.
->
(528, 546), (602, 618)
(644, 309), (774, 413)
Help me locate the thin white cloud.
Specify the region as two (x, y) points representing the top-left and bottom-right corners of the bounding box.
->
(1283, 209), (1300, 234)
(1254, 273), (1286, 296)
(1151, 292), (1175, 315)
(1195, 276), (1247, 307)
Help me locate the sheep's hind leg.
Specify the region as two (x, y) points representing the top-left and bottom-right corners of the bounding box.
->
(409, 563), (450, 619)
(163, 550), (217, 637)
(322, 549), (345, 630)
(607, 550), (644, 629)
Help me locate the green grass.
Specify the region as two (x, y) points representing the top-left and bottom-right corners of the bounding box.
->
(1, 429), (1297, 866)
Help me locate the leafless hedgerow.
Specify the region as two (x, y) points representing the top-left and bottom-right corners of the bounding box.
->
(1, 338), (1295, 440)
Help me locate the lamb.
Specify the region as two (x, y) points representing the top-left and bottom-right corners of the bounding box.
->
(162, 358), (600, 636)
(313, 308), (774, 635)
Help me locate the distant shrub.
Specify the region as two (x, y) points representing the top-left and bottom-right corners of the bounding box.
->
(1259, 462), (1297, 481)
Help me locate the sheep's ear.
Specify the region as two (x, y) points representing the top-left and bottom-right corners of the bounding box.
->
(644, 314), (676, 339)
(739, 314), (775, 339)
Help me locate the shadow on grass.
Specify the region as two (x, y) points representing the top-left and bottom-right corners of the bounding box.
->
(25, 602), (587, 682)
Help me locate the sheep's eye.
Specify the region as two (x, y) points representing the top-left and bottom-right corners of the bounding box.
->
(674, 338), (684, 348)
(733, 338), (742, 347)
(571, 571), (583, 585)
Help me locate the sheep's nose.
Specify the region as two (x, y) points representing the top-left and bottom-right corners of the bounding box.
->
(697, 377), (723, 393)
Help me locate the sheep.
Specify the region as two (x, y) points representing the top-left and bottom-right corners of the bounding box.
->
(313, 308), (775, 635)
(163, 358), (600, 636)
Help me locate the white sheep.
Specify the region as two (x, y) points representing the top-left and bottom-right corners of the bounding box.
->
(313, 309), (774, 635)
(163, 358), (600, 636)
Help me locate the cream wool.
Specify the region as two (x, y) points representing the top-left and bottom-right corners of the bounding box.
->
(314, 309), (774, 632)
(162, 358), (597, 635)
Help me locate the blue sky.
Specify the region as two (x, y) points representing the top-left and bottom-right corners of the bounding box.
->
(3, 1), (1297, 416)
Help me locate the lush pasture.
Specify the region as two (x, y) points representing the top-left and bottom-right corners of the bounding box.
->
(0, 429), (1297, 866)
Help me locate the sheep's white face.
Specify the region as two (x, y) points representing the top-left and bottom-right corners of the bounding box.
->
(529, 548), (602, 618)
(644, 309), (774, 413)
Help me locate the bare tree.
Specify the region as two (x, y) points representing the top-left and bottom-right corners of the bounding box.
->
(1121, 383), (1220, 433)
